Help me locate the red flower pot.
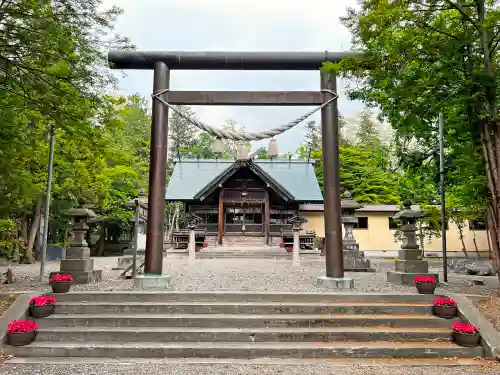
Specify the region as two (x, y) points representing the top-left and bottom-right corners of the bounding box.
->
(415, 283), (436, 294)
(50, 281), (71, 293)
(7, 320), (38, 346)
(454, 332), (481, 347)
(50, 274), (72, 293)
(452, 322), (481, 347)
(433, 298), (458, 319)
(30, 304), (54, 318)
(29, 296), (56, 318)
(8, 331), (36, 346)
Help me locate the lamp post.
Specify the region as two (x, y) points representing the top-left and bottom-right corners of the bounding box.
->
(39, 125), (55, 282)
(439, 113), (448, 282)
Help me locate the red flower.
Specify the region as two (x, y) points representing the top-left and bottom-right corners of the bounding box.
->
(433, 297), (457, 307)
(8, 320), (38, 333)
(279, 241), (285, 248)
(203, 242), (208, 247)
(287, 246), (293, 251)
(29, 296), (56, 306)
(50, 273), (72, 282)
(413, 275), (437, 284)
(452, 322), (480, 334)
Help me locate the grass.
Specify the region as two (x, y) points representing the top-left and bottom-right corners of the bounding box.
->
(477, 295), (500, 332)
(0, 293), (17, 315)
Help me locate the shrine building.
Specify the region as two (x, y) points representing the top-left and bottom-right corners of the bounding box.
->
(165, 157), (322, 245)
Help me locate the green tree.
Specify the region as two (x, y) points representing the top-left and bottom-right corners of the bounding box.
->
(355, 108), (381, 147)
(304, 120), (321, 150)
(325, 0), (499, 270)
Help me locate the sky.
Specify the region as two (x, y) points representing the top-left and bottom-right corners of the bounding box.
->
(103, 0), (363, 153)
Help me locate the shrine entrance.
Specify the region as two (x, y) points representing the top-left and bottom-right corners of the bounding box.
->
(224, 206), (264, 235)
(108, 50), (356, 280)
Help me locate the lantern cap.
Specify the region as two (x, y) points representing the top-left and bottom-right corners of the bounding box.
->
(341, 190), (362, 210)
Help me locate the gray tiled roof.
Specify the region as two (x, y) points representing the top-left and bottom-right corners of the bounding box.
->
(166, 159), (234, 201)
(254, 159), (323, 202)
(166, 159), (323, 202)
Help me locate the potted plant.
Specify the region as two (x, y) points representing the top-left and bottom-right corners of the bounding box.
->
(195, 241), (209, 252)
(413, 275), (437, 294)
(7, 320), (38, 346)
(453, 322), (481, 347)
(433, 297), (458, 319)
(49, 273), (73, 293)
(29, 296), (56, 318)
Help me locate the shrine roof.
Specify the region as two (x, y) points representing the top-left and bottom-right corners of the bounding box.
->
(165, 158), (323, 202)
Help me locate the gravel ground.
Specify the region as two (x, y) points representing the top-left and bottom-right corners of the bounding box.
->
(1, 256), (500, 373)
(0, 256), (498, 295)
(2, 363), (500, 375)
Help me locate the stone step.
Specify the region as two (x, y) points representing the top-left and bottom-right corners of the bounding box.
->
(53, 301), (434, 315)
(49, 292), (441, 303)
(3, 357), (489, 366)
(194, 252), (320, 259)
(5, 341), (484, 359)
(35, 313), (457, 329)
(35, 326), (453, 343)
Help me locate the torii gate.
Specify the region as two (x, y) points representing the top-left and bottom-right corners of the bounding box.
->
(107, 50), (360, 288)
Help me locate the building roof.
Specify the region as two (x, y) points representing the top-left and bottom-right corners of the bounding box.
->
(166, 158), (323, 202)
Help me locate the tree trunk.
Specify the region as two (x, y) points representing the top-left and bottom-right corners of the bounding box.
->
(486, 216), (494, 260)
(471, 228), (480, 259)
(457, 223), (468, 258)
(20, 214), (28, 263)
(166, 204), (179, 241)
(97, 225), (105, 256)
(418, 222), (425, 257)
(476, 0), (500, 281)
(25, 198), (42, 264)
(175, 203), (180, 230)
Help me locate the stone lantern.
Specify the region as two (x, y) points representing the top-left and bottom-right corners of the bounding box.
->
(288, 213), (308, 266)
(341, 191), (371, 271)
(51, 208), (102, 284)
(387, 200), (439, 285)
(115, 190), (149, 271)
(185, 213), (202, 262)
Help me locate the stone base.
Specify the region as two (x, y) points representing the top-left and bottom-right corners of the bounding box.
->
(60, 258), (94, 272)
(49, 269), (102, 284)
(133, 274), (174, 290)
(344, 250), (373, 272)
(316, 276), (354, 289)
(387, 271), (439, 285)
(395, 260), (429, 273)
(112, 256), (145, 270)
(123, 248), (146, 257)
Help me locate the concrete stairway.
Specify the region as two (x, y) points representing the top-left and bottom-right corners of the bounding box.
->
(167, 235), (321, 259)
(5, 292), (485, 361)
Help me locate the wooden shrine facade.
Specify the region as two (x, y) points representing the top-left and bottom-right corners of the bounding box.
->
(165, 158), (323, 245)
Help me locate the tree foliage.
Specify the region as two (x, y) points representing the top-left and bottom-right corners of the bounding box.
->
(297, 107), (399, 204)
(325, 0), (498, 267)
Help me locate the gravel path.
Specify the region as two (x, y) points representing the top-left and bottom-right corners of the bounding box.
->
(0, 257), (498, 295)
